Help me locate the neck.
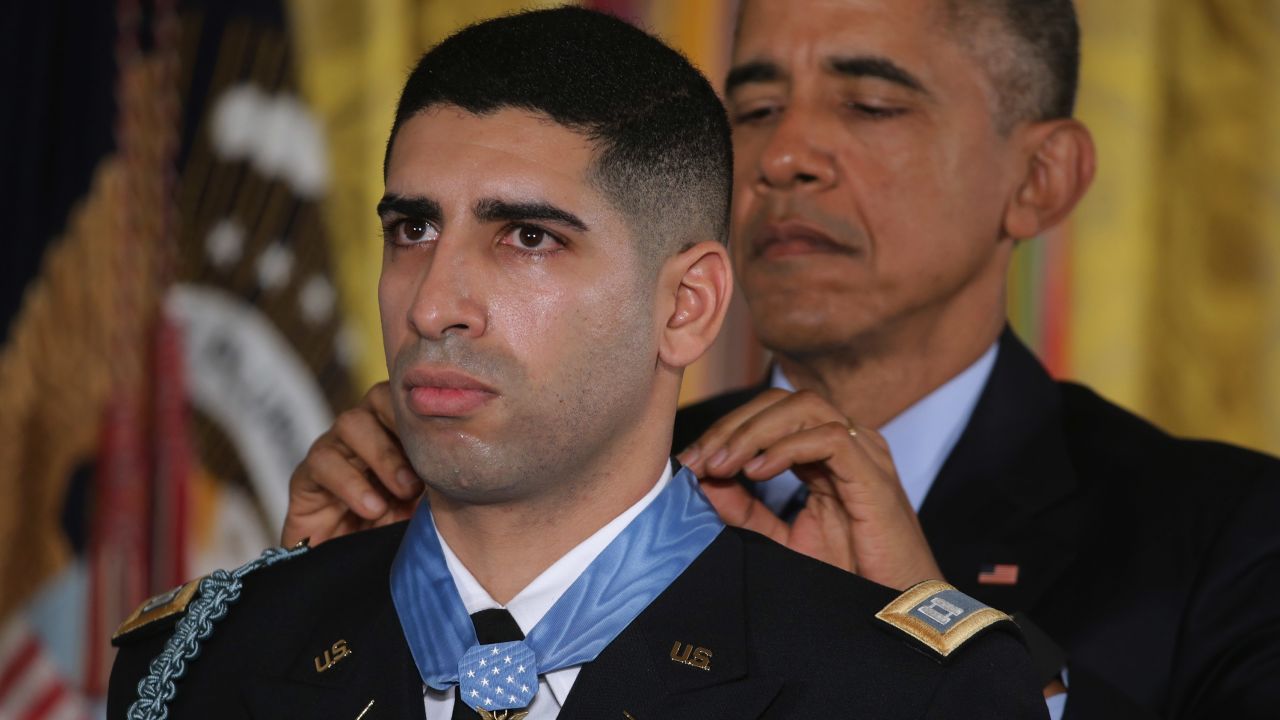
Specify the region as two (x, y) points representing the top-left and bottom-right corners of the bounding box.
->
(429, 409), (673, 605)
(778, 284), (1006, 430)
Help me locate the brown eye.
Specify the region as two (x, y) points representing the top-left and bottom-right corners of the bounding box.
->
(519, 227), (546, 247)
(392, 218), (438, 245)
(501, 225), (563, 252)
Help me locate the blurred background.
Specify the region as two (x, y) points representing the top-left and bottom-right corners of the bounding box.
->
(0, 0), (1276, 715)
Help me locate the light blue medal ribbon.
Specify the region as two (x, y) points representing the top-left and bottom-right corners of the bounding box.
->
(391, 465), (723, 713)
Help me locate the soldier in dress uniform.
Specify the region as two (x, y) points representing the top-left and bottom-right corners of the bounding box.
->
(110, 8), (1046, 720)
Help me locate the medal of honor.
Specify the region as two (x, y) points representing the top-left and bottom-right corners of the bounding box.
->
(392, 465), (723, 713)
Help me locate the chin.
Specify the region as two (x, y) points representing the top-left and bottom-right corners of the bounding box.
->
(404, 434), (563, 507)
(755, 308), (886, 360)
(408, 451), (524, 505)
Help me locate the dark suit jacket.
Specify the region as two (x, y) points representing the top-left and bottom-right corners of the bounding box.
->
(674, 329), (1280, 720)
(109, 523), (1046, 719)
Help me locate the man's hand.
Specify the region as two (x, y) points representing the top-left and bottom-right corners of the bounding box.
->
(281, 382), (422, 547)
(677, 388), (943, 591)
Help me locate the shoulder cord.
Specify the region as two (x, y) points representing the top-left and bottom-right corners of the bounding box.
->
(126, 544), (310, 720)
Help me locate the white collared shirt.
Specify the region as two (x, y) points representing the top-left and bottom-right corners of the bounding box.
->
(760, 342), (999, 514)
(422, 463), (673, 719)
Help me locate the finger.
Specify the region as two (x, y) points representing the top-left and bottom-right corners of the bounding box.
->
(852, 424), (890, 455)
(703, 390), (846, 479)
(829, 427), (915, 515)
(740, 423), (909, 517)
(847, 425), (895, 475)
(283, 464), (378, 548)
(363, 381), (398, 431)
(357, 381), (423, 498)
(372, 500), (417, 528)
(677, 388), (792, 475)
(699, 478), (791, 546)
(332, 407), (420, 500)
(789, 493), (856, 572)
(295, 442), (391, 520)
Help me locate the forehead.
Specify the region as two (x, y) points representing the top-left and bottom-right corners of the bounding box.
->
(386, 107), (600, 204)
(733, 0), (980, 92)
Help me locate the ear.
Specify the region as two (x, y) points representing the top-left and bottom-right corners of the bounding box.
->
(657, 241), (733, 370)
(1004, 119), (1096, 241)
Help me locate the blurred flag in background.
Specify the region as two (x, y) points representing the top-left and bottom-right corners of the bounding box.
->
(1, 0), (1277, 715)
(0, 0), (357, 712)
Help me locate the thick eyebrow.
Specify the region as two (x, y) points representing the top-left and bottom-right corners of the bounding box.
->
(376, 194), (442, 224)
(473, 198), (588, 232)
(726, 55), (931, 99)
(725, 60), (783, 95)
(829, 55), (930, 96)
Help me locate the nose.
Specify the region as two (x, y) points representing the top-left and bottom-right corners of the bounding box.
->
(406, 236), (487, 342)
(754, 103), (837, 193)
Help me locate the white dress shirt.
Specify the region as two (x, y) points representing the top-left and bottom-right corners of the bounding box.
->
(422, 463), (673, 719)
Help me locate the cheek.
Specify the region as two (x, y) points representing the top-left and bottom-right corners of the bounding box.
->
(377, 264), (415, 353)
(501, 276), (649, 385)
(855, 137), (996, 266)
(730, 137), (766, 211)
(488, 283), (566, 367)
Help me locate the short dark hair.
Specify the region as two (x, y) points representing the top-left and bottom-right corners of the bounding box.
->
(386, 7), (733, 262)
(947, 0), (1080, 129)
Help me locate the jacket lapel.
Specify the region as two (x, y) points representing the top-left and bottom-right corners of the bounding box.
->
(919, 328), (1082, 616)
(558, 529), (783, 720)
(241, 577), (425, 720)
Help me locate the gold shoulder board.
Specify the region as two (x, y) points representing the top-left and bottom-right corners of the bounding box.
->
(875, 579), (1011, 658)
(112, 577), (204, 643)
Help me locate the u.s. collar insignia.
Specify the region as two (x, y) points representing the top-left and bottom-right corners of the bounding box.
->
(875, 579), (1011, 658)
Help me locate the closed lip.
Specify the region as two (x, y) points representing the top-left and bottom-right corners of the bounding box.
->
(401, 367), (496, 394)
(401, 367), (498, 417)
(752, 218), (858, 258)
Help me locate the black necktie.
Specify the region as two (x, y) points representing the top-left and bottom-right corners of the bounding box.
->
(452, 609), (526, 719)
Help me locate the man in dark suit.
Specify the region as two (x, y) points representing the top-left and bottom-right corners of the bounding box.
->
(110, 8), (1046, 720)
(279, 1), (1280, 718)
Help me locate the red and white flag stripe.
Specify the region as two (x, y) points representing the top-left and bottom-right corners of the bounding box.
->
(0, 617), (89, 720)
(977, 563), (1020, 586)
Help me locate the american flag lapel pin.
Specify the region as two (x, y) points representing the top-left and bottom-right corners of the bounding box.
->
(977, 563), (1019, 586)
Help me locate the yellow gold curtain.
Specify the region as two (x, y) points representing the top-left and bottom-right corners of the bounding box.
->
(1073, 0), (1280, 452)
